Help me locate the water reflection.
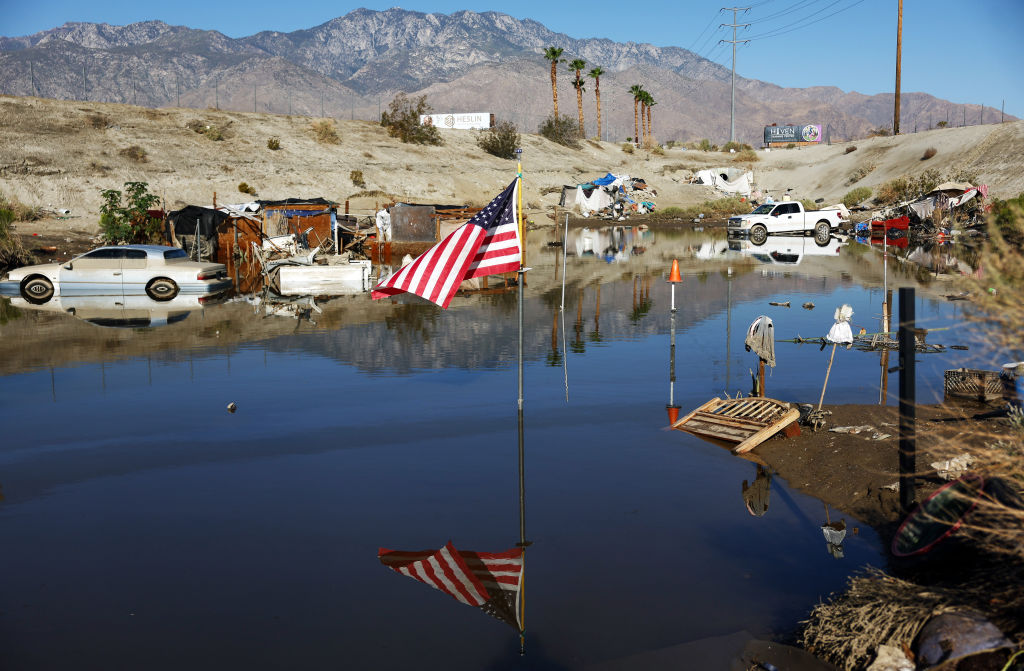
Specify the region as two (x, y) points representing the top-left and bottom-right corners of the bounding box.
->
(5, 293), (207, 328)
(742, 465), (772, 517)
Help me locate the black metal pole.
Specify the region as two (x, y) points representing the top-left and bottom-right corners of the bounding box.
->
(898, 287), (916, 514)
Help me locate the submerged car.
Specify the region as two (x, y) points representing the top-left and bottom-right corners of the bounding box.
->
(1, 244), (232, 304)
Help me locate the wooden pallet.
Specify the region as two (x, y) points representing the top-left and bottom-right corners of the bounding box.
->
(672, 397), (800, 454)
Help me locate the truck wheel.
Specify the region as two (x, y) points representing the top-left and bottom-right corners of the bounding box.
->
(749, 224), (768, 245)
(814, 221), (831, 245)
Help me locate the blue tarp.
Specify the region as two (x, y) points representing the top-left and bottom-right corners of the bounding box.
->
(592, 173), (617, 186)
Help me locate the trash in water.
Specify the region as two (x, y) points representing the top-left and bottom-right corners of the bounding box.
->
(768, 301), (790, 307)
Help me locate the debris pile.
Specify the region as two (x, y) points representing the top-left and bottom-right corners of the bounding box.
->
(560, 173), (658, 219)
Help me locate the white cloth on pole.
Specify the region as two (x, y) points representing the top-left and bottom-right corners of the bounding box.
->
(826, 304), (854, 344)
(574, 186), (614, 214)
(744, 315), (776, 367)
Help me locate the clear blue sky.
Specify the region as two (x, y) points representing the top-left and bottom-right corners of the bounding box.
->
(3, 0), (1022, 116)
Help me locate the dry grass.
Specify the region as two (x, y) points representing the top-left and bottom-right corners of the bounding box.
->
(311, 119), (340, 145)
(802, 204), (1024, 670)
(732, 149), (759, 163)
(118, 145), (147, 162)
(922, 147), (938, 160)
(845, 145), (857, 154)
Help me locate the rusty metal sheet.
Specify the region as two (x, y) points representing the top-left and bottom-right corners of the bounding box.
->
(391, 205), (437, 242)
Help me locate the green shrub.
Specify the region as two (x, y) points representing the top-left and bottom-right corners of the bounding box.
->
(99, 181), (162, 244)
(842, 186), (873, 207)
(733, 149), (759, 162)
(936, 121), (949, 128)
(697, 138), (712, 151)
(0, 193), (41, 222)
(477, 120), (520, 159)
(785, 143), (796, 149)
(621, 142), (634, 154)
(381, 93), (443, 145)
(238, 182), (257, 196)
(185, 119), (227, 141)
(875, 168), (942, 205)
(847, 164), (877, 185)
(350, 170), (366, 188)
(990, 192), (1024, 248)
(651, 145), (665, 156)
(312, 119), (340, 145)
(800, 199), (818, 212)
(267, 137), (281, 150)
(537, 114), (580, 149)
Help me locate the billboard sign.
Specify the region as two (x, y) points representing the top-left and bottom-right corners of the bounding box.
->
(764, 124), (822, 144)
(419, 113), (493, 130)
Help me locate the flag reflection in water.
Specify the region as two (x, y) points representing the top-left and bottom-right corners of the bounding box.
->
(378, 542), (525, 632)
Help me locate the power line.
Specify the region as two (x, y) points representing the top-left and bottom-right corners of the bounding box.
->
(744, 0), (866, 40)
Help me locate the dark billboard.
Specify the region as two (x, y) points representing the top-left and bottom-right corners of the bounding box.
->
(764, 124), (822, 144)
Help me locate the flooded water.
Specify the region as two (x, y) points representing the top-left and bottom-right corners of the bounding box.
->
(0, 229), (996, 669)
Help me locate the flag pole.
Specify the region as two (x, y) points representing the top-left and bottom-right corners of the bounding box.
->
(514, 150), (528, 653)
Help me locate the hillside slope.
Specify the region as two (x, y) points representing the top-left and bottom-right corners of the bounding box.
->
(1, 96), (1021, 238)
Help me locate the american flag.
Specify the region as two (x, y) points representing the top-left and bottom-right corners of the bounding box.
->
(371, 179), (521, 309)
(378, 542), (524, 630)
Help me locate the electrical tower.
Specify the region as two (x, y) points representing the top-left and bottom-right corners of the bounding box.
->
(720, 7), (750, 143)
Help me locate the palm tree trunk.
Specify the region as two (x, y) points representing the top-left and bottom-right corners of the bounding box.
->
(633, 100), (639, 144)
(550, 62), (559, 117)
(647, 105), (653, 143)
(595, 80), (602, 141)
(640, 102), (647, 143)
(576, 83), (584, 138)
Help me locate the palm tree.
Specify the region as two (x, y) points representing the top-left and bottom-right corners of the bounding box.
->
(639, 90), (649, 143)
(544, 47), (565, 117)
(568, 58), (587, 138)
(629, 84), (644, 144)
(588, 66), (605, 140)
(646, 96), (657, 144)
(572, 76), (587, 138)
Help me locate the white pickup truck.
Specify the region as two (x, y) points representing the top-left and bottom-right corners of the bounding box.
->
(727, 201), (845, 245)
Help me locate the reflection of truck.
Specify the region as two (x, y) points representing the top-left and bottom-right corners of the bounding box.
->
(727, 201), (845, 244)
(728, 235), (842, 266)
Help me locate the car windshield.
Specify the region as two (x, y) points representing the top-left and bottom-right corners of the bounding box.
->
(163, 249), (189, 260)
(751, 204), (774, 214)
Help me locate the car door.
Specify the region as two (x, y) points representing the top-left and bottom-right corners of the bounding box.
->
(59, 248), (124, 295)
(779, 203), (799, 231)
(119, 248), (151, 295)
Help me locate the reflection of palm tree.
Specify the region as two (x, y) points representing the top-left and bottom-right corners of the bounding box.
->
(544, 47), (565, 117)
(588, 284), (602, 342)
(548, 308), (563, 366)
(572, 288), (586, 353)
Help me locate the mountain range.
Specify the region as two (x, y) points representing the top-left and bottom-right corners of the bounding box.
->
(0, 8), (1013, 145)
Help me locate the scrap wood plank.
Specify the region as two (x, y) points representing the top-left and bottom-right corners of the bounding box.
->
(672, 397), (800, 454)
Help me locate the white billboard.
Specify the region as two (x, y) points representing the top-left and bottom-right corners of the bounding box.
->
(419, 113), (494, 130)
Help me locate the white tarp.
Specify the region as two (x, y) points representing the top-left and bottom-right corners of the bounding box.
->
(693, 169), (754, 196)
(574, 187), (614, 215)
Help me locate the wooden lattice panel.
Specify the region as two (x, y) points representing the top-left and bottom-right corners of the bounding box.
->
(672, 397), (800, 454)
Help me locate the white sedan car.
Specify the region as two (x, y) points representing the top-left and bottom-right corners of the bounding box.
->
(2, 244), (232, 304)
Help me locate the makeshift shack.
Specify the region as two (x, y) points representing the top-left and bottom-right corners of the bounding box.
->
(261, 198), (338, 254)
(167, 206), (229, 261)
(692, 168), (754, 197)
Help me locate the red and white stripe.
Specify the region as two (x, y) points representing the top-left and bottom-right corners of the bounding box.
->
(379, 543), (524, 605)
(371, 180), (520, 309)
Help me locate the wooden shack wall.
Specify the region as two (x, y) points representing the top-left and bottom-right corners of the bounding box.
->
(215, 216), (263, 264)
(262, 204), (334, 251)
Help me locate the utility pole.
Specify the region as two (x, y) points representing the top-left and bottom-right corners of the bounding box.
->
(720, 7), (750, 144)
(963, 105), (966, 127)
(215, 81), (219, 110)
(30, 60), (36, 96)
(83, 64), (88, 99)
(254, 84), (257, 113)
(1002, 100), (1005, 123)
(893, 0), (903, 134)
(176, 74), (180, 108)
(321, 90), (324, 118)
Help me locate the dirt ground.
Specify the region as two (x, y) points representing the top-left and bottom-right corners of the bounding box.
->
(756, 401), (1014, 534)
